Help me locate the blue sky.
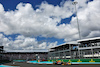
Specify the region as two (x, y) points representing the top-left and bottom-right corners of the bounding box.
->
(0, 0), (99, 50)
(0, 0), (67, 11)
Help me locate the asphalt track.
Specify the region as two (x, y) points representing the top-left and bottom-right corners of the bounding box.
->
(4, 62), (100, 67)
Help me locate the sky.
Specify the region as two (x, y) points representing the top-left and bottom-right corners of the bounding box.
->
(0, 0), (100, 50)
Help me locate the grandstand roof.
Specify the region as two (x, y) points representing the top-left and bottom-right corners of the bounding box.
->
(77, 37), (100, 43)
(5, 49), (48, 53)
(50, 43), (78, 49)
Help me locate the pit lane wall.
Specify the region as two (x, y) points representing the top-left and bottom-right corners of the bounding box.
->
(48, 59), (100, 62)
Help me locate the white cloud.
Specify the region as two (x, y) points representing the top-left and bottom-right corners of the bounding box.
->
(0, 1), (75, 38)
(0, 0), (100, 50)
(0, 34), (57, 50)
(0, 4), (4, 13)
(76, 0), (100, 38)
(64, 0), (100, 42)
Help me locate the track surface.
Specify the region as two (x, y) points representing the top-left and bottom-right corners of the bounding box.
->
(4, 62), (100, 67)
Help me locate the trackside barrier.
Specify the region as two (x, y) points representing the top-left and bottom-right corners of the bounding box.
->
(48, 59), (100, 62)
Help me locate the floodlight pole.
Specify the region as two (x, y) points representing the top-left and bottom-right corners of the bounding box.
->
(72, 1), (81, 58)
(72, 1), (81, 40)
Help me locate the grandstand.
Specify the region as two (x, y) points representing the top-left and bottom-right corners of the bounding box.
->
(48, 37), (100, 60)
(77, 37), (100, 58)
(48, 43), (78, 60)
(3, 49), (48, 61)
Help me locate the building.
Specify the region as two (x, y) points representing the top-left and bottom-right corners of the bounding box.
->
(48, 43), (78, 60)
(48, 37), (100, 60)
(0, 46), (4, 53)
(3, 49), (48, 61)
(0, 46), (9, 61)
(0, 46), (4, 61)
(77, 37), (100, 58)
